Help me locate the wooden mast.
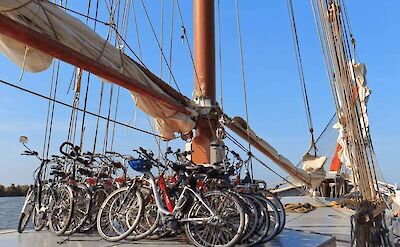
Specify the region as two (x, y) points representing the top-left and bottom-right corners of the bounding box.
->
(191, 0), (217, 164)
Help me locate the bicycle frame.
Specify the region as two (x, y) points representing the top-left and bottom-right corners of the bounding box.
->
(145, 172), (215, 221)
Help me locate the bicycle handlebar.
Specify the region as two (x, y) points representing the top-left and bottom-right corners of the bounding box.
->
(59, 142), (76, 156)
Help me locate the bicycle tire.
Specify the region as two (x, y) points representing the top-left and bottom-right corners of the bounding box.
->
(49, 184), (74, 236)
(97, 186), (144, 242)
(18, 188), (36, 233)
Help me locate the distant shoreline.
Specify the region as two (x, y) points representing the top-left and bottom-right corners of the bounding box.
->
(0, 195), (26, 198)
(0, 184), (29, 197)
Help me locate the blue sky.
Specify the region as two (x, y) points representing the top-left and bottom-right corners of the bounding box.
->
(0, 1), (399, 186)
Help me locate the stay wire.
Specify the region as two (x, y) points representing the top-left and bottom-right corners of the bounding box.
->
(42, 61), (56, 159)
(160, 0), (165, 79)
(167, 0), (175, 85)
(45, 60), (61, 159)
(234, 0), (253, 177)
(175, 0), (217, 141)
(80, 0), (100, 149)
(217, 0), (224, 110)
(0, 78), (168, 139)
(140, 0), (181, 93)
(287, 0), (317, 153)
(175, 0), (201, 95)
(103, 0), (122, 153)
(226, 131), (352, 218)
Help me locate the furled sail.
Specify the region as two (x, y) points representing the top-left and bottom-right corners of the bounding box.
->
(226, 116), (326, 189)
(0, 0), (198, 140)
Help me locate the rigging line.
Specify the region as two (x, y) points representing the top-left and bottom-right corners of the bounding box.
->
(0, 78), (169, 139)
(71, 99), (80, 144)
(217, 0), (224, 110)
(146, 114), (162, 157)
(226, 131), (352, 217)
(160, 0), (165, 79)
(47, 2), (108, 26)
(131, 0), (143, 60)
(80, 0), (97, 149)
(167, 0), (175, 84)
(109, 0), (129, 151)
(110, 86), (120, 151)
(50, 1), (148, 68)
(93, 81), (106, 153)
(311, 0), (340, 114)
(67, 68), (82, 144)
(140, 0), (181, 93)
(155, 0), (166, 155)
(93, 3), (116, 153)
(103, 0), (121, 153)
(226, 133), (299, 190)
(287, 0), (317, 153)
(175, 0), (200, 94)
(103, 83), (114, 153)
(234, 0), (252, 176)
(42, 61), (57, 158)
(66, 67), (77, 95)
(175, 0), (217, 141)
(45, 60), (61, 159)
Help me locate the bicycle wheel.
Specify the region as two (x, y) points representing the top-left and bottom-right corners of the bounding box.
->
(184, 190), (245, 247)
(18, 188), (36, 233)
(49, 184), (74, 236)
(260, 190), (286, 234)
(243, 194), (270, 246)
(127, 186), (160, 241)
(237, 193), (259, 243)
(97, 186), (143, 242)
(254, 194), (280, 243)
(64, 183), (92, 235)
(80, 187), (108, 232)
(32, 184), (53, 231)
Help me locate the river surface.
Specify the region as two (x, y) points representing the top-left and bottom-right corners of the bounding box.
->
(0, 196), (29, 230)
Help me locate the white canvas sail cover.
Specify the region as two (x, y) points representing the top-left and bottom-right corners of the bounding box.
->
(0, 35), (53, 72)
(227, 116), (326, 189)
(0, 0), (197, 140)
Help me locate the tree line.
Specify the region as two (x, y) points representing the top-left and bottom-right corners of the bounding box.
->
(0, 184), (29, 197)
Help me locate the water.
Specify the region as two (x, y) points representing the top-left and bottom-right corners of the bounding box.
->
(0, 197), (25, 229)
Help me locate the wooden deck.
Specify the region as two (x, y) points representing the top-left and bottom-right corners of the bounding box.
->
(0, 228), (336, 247)
(0, 196), (354, 247)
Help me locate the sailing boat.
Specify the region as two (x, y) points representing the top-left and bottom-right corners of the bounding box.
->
(0, 0), (397, 246)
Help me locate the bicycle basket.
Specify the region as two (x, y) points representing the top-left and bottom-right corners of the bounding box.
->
(128, 158), (151, 172)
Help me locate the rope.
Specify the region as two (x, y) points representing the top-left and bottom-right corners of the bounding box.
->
(45, 60), (60, 158)
(160, 0), (165, 79)
(175, 0), (217, 142)
(80, 0), (100, 149)
(92, 81), (105, 153)
(167, 0), (175, 85)
(0, 78), (169, 139)
(287, 0), (317, 154)
(226, 131), (352, 218)
(140, 0), (181, 93)
(41, 61), (56, 159)
(175, 0), (201, 95)
(234, 0), (253, 178)
(217, 0), (224, 110)
(103, 83), (114, 153)
(131, 0), (143, 60)
(110, 86), (120, 151)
